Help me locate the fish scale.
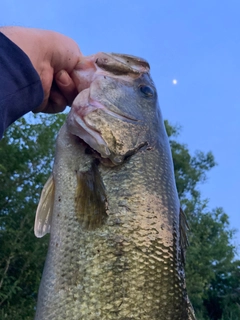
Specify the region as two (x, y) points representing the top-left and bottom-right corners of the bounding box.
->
(34, 53), (196, 319)
(97, 152), (186, 319)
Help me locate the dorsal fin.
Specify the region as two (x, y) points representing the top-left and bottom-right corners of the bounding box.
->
(34, 174), (55, 238)
(180, 207), (189, 263)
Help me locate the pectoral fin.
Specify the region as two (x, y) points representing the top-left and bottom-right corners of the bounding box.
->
(34, 174), (55, 238)
(75, 163), (108, 230)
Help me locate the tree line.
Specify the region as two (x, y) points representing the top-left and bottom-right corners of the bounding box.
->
(0, 115), (239, 319)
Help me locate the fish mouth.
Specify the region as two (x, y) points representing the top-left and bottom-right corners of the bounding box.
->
(67, 89), (138, 164)
(71, 52), (150, 93)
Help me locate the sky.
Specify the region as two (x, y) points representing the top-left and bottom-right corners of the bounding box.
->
(1, 0), (239, 247)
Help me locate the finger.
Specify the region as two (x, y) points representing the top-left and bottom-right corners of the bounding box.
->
(33, 81), (67, 114)
(44, 90), (68, 114)
(55, 70), (78, 106)
(32, 94), (49, 113)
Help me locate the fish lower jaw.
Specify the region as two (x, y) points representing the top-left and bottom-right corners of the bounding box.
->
(66, 109), (110, 158)
(66, 115), (126, 166)
(67, 98), (137, 164)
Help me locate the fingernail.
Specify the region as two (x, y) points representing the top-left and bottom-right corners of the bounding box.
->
(56, 70), (70, 86)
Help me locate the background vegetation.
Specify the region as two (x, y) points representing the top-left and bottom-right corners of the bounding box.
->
(0, 115), (239, 319)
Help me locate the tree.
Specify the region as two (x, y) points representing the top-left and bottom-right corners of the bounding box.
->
(165, 120), (240, 320)
(0, 114), (65, 319)
(0, 116), (239, 319)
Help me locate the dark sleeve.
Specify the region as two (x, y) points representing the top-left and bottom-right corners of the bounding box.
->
(0, 32), (44, 139)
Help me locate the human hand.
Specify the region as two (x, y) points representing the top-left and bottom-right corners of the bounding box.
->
(0, 27), (82, 113)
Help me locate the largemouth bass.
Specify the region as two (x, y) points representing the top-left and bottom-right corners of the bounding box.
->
(34, 53), (196, 320)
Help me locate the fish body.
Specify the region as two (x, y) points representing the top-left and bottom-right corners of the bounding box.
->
(34, 53), (195, 320)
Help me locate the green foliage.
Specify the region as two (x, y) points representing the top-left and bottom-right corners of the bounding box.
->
(0, 117), (239, 319)
(0, 114), (65, 319)
(165, 120), (240, 320)
(186, 204), (240, 320)
(165, 120), (216, 200)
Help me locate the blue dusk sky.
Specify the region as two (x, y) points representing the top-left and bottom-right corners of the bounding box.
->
(1, 1), (239, 247)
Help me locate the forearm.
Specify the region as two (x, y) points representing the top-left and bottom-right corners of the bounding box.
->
(0, 27), (82, 115)
(0, 31), (44, 138)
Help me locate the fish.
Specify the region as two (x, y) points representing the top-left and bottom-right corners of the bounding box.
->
(34, 53), (196, 320)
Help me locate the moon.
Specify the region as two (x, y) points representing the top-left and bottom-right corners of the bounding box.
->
(172, 79), (177, 85)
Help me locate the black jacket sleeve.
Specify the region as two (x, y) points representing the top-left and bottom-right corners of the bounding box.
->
(0, 32), (44, 138)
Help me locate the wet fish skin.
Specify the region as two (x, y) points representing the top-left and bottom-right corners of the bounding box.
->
(34, 53), (196, 319)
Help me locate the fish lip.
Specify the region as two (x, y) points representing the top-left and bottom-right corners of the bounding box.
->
(67, 108), (111, 158)
(72, 52), (151, 93)
(67, 91), (139, 160)
(95, 52), (150, 76)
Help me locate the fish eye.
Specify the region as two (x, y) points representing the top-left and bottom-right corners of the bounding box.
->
(139, 85), (154, 97)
